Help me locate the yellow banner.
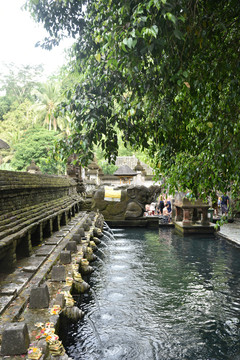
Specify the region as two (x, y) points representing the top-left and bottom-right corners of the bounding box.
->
(104, 187), (121, 202)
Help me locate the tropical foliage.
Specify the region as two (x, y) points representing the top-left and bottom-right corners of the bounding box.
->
(0, 64), (68, 173)
(11, 126), (64, 174)
(26, 0), (240, 201)
(32, 82), (61, 131)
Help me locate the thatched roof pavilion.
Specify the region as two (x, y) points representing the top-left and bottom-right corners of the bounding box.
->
(114, 164), (137, 184)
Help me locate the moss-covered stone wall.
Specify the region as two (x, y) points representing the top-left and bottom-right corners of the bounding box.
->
(0, 170), (84, 270)
(0, 170), (77, 214)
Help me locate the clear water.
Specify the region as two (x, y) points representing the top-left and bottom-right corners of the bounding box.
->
(63, 227), (240, 360)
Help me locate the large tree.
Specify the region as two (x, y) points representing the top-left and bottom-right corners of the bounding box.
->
(26, 0), (240, 201)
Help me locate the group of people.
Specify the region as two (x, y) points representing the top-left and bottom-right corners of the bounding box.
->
(144, 193), (230, 221)
(144, 195), (172, 220)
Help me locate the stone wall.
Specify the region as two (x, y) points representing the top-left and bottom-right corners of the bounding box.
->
(0, 170), (85, 270)
(0, 170), (77, 214)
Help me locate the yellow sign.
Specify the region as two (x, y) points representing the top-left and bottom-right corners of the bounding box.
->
(104, 186), (121, 202)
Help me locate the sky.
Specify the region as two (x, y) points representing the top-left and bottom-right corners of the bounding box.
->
(0, 0), (74, 78)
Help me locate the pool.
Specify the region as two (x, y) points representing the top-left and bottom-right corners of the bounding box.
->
(62, 227), (240, 360)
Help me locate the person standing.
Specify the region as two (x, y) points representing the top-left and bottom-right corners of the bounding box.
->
(165, 199), (172, 214)
(221, 194), (230, 216)
(157, 196), (165, 215)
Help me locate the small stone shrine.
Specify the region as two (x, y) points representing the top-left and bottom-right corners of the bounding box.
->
(67, 154), (86, 194)
(174, 193), (215, 235)
(26, 159), (41, 174)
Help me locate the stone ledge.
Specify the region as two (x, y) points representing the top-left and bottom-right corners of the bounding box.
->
(174, 221), (215, 235)
(0, 212), (88, 320)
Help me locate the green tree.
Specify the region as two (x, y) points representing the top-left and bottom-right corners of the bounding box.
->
(0, 99), (38, 164)
(31, 82), (62, 131)
(27, 0), (240, 201)
(11, 126), (65, 174)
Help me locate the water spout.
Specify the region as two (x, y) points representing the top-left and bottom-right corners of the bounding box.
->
(103, 222), (114, 236)
(90, 288), (101, 316)
(97, 248), (107, 257)
(96, 255), (105, 264)
(100, 240), (109, 248)
(85, 313), (104, 351)
(103, 230), (115, 241)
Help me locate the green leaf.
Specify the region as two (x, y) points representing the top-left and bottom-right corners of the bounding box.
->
(151, 25), (158, 38)
(123, 37), (137, 49)
(173, 29), (183, 39)
(165, 12), (177, 24)
(95, 53), (101, 62)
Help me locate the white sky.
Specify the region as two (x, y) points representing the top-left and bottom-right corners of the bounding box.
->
(0, 0), (74, 78)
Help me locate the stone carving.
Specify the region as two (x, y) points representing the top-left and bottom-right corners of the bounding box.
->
(92, 185), (161, 220)
(125, 201), (142, 218)
(26, 160), (41, 174)
(66, 154), (86, 195)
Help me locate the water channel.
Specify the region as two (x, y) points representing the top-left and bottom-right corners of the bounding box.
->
(62, 227), (240, 360)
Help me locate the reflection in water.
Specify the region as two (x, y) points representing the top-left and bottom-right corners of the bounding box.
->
(63, 227), (240, 360)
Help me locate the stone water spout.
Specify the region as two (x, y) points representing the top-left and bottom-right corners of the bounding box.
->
(72, 270), (90, 294)
(62, 306), (84, 322)
(79, 258), (94, 275)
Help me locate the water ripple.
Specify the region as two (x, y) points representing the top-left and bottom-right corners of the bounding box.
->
(63, 227), (240, 360)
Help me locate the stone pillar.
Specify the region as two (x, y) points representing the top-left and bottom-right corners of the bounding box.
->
(182, 208), (193, 225)
(51, 265), (66, 281)
(36, 223), (43, 243)
(53, 215), (61, 232)
(61, 211), (67, 226)
(29, 284), (50, 309)
(60, 250), (72, 264)
(1, 322), (30, 355)
(16, 232), (32, 259)
(201, 208), (209, 225)
(175, 206), (183, 221)
(66, 241), (77, 253)
(1, 243), (17, 270)
(48, 218), (53, 236)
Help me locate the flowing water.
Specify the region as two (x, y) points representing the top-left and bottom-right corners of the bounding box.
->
(63, 227), (240, 360)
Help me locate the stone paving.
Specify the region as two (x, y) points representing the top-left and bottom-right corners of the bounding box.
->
(218, 218), (240, 245)
(0, 212), (88, 321)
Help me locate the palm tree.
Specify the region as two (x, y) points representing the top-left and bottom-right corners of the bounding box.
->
(57, 114), (73, 136)
(32, 82), (61, 131)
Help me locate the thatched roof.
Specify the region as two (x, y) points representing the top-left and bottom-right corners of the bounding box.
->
(115, 155), (153, 175)
(0, 139), (10, 149)
(114, 164), (137, 177)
